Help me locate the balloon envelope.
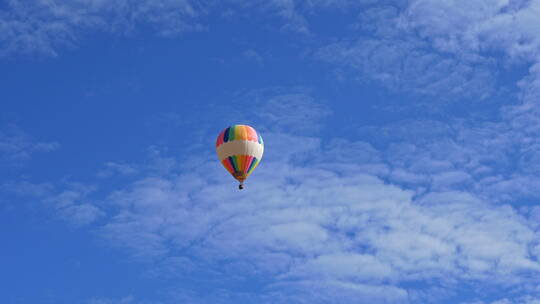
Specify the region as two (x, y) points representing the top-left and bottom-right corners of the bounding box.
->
(216, 125), (264, 184)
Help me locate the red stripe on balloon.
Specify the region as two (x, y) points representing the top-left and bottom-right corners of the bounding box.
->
(221, 158), (235, 175)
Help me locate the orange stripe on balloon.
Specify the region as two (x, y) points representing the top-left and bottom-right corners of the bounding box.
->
(239, 155), (248, 173)
(235, 155), (243, 173)
(242, 126), (249, 140)
(246, 126), (256, 142)
(242, 155), (250, 173)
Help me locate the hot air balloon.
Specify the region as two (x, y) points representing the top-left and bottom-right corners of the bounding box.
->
(216, 125), (264, 190)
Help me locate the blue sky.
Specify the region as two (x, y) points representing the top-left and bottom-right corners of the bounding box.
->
(2, 0), (540, 303)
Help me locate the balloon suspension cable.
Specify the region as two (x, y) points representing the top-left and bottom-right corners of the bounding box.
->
(239, 183), (244, 190)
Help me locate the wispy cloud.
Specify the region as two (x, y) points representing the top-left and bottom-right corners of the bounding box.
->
(92, 139), (540, 302)
(1, 180), (54, 197)
(0, 124), (59, 163)
(311, 0), (540, 211)
(243, 49), (264, 65)
(2, 180), (104, 226)
(319, 39), (496, 100)
(71, 87), (540, 302)
(97, 162), (139, 178)
(234, 87), (332, 135)
(396, 0), (540, 145)
(0, 0), (362, 57)
(403, 0), (540, 62)
(316, 4), (498, 101)
(6, 0), (540, 302)
(45, 183), (105, 226)
(87, 296), (141, 304)
(0, 0), (205, 56)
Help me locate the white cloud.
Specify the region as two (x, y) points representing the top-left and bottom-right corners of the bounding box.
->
(88, 132), (540, 301)
(403, 0), (540, 62)
(488, 295), (540, 304)
(87, 296), (139, 304)
(0, 0), (205, 56)
(316, 21), (496, 100)
(285, 252), (393, 281)
(266, 280), (409, 304)
(2, 180), (104, 226)
(0, 124), (59, 162)
(343, 117), (540, 206)
(43, 183), (106, 226)
(311, 0), (540, 137)
(399, 0), (540, 138)
(0, 0), (365, 56)
(59, 203), (105, 226)
(243, 49), (263, 65)
(1, 180), (54, 197)
(54, 84), (538, 302)
(97, 162), (139, 178)
(239, 88), (332, 135)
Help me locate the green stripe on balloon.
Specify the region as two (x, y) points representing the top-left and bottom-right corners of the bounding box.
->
(229, 125), (236, 141)
(227, 156), (236, 172)
(231, 155), (239, 172)
(247, 158), (258, 175)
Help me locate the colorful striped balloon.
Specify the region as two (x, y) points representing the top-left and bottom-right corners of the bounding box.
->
(216, 125), (264, 189)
